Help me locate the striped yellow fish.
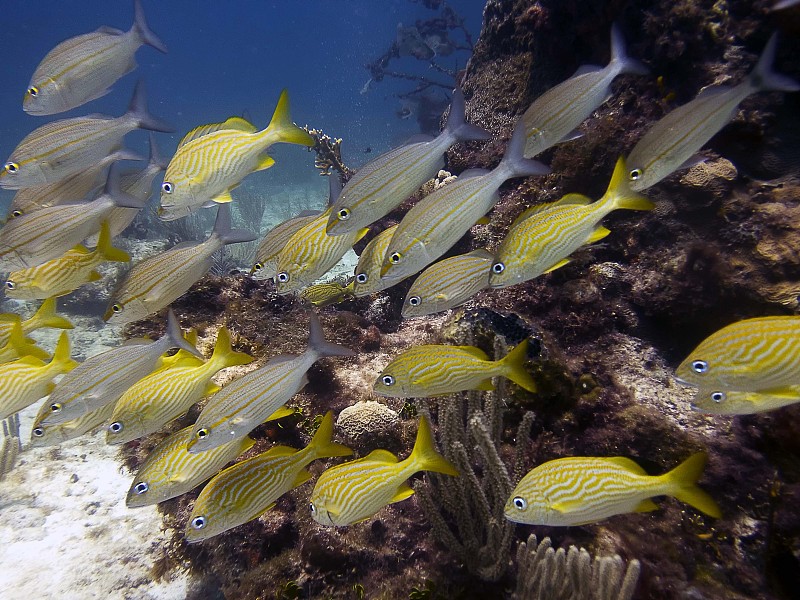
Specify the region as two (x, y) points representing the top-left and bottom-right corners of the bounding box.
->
(522, 25), (647, 159)
(374, 339), (537, 398)
(157, 90), (313, 220)
(626, 34), (799, 191)
(325, 88), (489, 236)
(1, 81), (172, 190)
(106, 327), (252, 445)
(380, 122), (548, 282)
(691, 386), (800, 415)
(310, 415), (458, 526)
(176, 116), (258, 149)
(105, 204), (255, 324)
(0, 322), (50, 363)
(30, 401), (117, 448)
(5, 221), (130, 300)
(251, 211), (320, 280)
(0, 332), (78, 420)
(0, 164), (145, 271)
(185, 411), (352, 542)
(0, 297), (73, 346)
(352, 225), (401, 297)
(188, 313), (353, 454)
(274, 207), (368, 295)
(402, 249), (493, 318)
(504, 453), (721, 526)
(489, 157), (653, 289)
(675, 316), (800, 392)
(298, 279), (355, 307)
(23, 0), (167, 116)
(36, 309), (201, 427)
(126, 425), (254, 508)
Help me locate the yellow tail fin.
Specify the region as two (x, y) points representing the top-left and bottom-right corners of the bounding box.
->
(499, 339), (537, 393)
(605, 157), (655, 212)
(25, 298), (74, 333)
(308, 411), (353, 459)
(95, 221), (130, 263)
(665, 452), (722, 518)
(50, 331), (79, 374)
(263, 89), (314, 147)
(409, 415), (459, 476)
(4, 321), (49, 361)
(209, 326), (253, 369)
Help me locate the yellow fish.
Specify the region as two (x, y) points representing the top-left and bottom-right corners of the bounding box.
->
(310, 415), (457, 526)
(373, 339), (537, 398)
(0, 297), (73, 346)
(352, 225), (402, 297)
(185, 411), (352, 542)
(298, 279), (355, 307)
(5, 221), (130, 300)
(30, 401), (116, 448)
(504, 453), (721, 526)
(692, 386), (800, 415)
(0, 331), (78, 420)
(251, 211), (320, 280)
(0, 322), (50, 363)
(157, 90), (313, 220)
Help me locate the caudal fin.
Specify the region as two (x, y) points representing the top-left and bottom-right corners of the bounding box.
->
(6, 322), (49, 361)
(132, 0), (167, 53)
(147, 132), (169, 171)
(665, 452), (722, 519)
(306, 311), (356, 359)
(604, 157), (655, 212)
(104, 163), (147, 210)
(445, 88), (491, 143)
(211, 204), (257, 246)
(126, 80), (175, 133)
(499, 339), (537, 393)
(163, 309), (204, 359)
(25, 298), (73, 333)
(95, 221), (130, 263)
(498, 121), (551, 180)
(609, 24), (649, 76)
(307, 411), (353, 460)
(208, 326), (254, 370)
(749, 33), (800, 93)
(409, 415), (459, 476)
(49, 331), (79, 374)
(263, 90), (315, 147)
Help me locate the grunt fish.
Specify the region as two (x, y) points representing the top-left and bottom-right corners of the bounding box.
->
(488, 157), (653, 289)
(299, 279), (355, 307)
(0, 322), (50, 363)
(0, 297), (74, 347)
(374, 339), (537, 398)
(251, 211), (321, 280)
(626, 34), (800, 191)
(188, 313), (354, 454)
(504, 453), (721, 526)
(310, 415), (458, 526)
(691, 386), (800, 415)
(30, 401), (117, 447)
(185, 411), (352, 542)
(105, 203), (255, 324)
(352, 225), (401, 297)
(325, 88), (490, 236)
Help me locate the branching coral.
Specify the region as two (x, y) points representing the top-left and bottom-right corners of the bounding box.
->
(302, 126), (353, 177)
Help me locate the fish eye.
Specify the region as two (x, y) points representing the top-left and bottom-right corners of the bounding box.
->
(253, 262), (263, 272)
(408, 296), (421, 306)
(512, 496), (528, 510)
(389, 252), (402, 264)
(133, 482), (149, 495)
(11, 210), (22, 218)
(28, 86), (39, 97)
(381, 374), (395, 386)
(629, 168), (643, 181)
(111, 303), (123, 313)
(161, 182), (173, 194)
(337, 208), (350, 221)
(356, 273), (368, 284)
(191, 516), (206, 530)
(309, 502), (316, 514)
(4, 162), (19, 174)
(691, 360), (708, 374)
(277, 272), (289, 283)
(710, 391), (726, 403)
(196, 428), (209, 439)
(32, 427), (44, 437)
(5, 281), (14, 290)
(109, 422), (124, 433)
(492, 262), (505, 274)
(49, 402), (62, 413)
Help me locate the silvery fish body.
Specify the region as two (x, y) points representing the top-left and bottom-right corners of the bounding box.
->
(1, 81), (172, 189)
(251, 212), (320, 280)
(675, 316), (800, 392)
(29, 401), (116, 448)
(522, 25), (648, 158)
(402, 249), (493, 318)
(626, 34), (799, 191)
(692, 386), (800, 415)
(23, 0), (167, 116)
(352, 225), (400, 297)
(325, 88), (490, 236)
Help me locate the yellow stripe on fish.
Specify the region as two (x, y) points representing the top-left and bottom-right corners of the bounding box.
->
(299, 279), (355, 307)
(352, 225), (399, 297)
(30, 400), (117, 448)
(310, 415), (457, 526)
(488, 157), (653, 289)
(251, 212), (320, 280)
(675, 316), (800, 392)
(185, 411), (352, 542)
(505, 453), (721, 526)
(0, 321), (50, 363)
(691, 386), (800, 415)
(402, 249), (493, 318)
(106, 326), (252, 445)
(126, 425), (254, 508)
(0, 297), (73, 346)
(374, 339), (537, 398)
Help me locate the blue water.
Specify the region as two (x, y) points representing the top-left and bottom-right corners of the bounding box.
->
(0, 0), (485, 213)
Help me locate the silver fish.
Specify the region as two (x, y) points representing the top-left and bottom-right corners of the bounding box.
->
(352, 225), (400, 297)
(250, 211), (320, 280)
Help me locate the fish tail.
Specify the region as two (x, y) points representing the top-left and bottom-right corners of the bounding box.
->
(28, 298), (74, 332)
(104, 163), (147, 210)
(126, 80), (175, 133)
(209, 327), (253, 369)
(409, 415), (459, 476)
(211, 204), (257, 246)
(262, 90), (315, 147)
(665, 452), (722, 518)
(131, 0), (168, 53)
(444, 88), (491, 143)
(499, 339), (537, 393)
(95, 221), (130, 263)
(307, 311), (356, 359)
(147, 132), (169, 171)
(499, 120), (551, 178)
(749, 33), (800, 93)
(50, 331), (79, 373)
(609, 24), (649, 76)
(8, 322), (49, 361)
(165, 309), (204, 359)
(327, 173), (343, 207)
(605, 157), (655, 211)
(308, 411), (353, 459)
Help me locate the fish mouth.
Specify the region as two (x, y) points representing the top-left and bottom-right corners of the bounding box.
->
(672, 375), (693, 386)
